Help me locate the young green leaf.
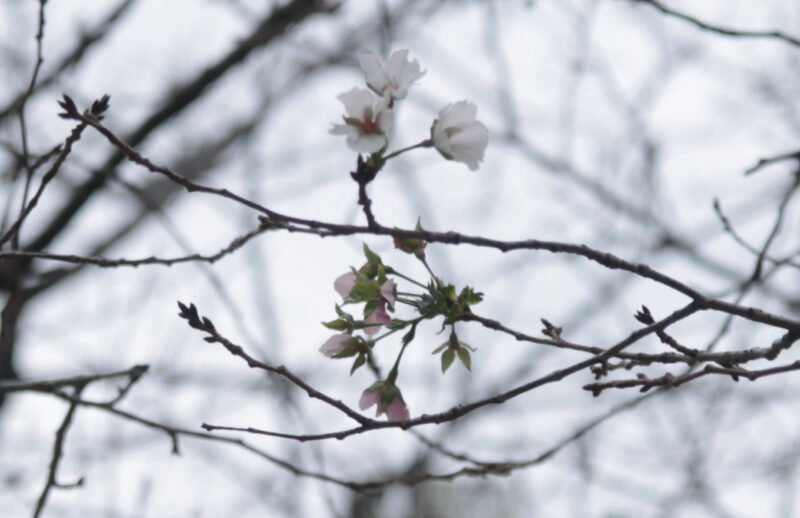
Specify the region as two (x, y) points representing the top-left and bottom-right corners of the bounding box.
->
(457, 348), (472, 371)
(350, 354), (367, 375)
(441, 348), (455, 373)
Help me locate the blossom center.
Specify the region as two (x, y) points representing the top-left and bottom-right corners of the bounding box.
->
(361, 118), (380, 133)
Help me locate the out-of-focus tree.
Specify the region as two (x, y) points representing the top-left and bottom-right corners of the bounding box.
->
(2, 1), (800, 517)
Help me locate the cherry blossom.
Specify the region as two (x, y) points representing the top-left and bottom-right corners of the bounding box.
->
(359, 49), (425, 101)
(319, 334), (351, 357)
(364, 303), (391, 336)
(431, 100), (489, 171)
(334, 272), (357, 298)
(359, 383), (409, 421)
(329, 88), (393, 153)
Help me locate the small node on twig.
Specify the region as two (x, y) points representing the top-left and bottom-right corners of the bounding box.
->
(57, 93), (110, 121)
(177, 301), (217, 342)
(540, 318), (562, 340)
(350, 154), (380, 185)
(590, 361), (609, 379)
(634, 305), (655, 325)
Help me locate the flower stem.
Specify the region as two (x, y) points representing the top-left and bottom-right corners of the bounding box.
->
(388, 268), (427, 289)
(383, 139), (433, 161)
(419, 256), (440, 285)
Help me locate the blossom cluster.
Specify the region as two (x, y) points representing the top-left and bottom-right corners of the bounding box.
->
(319, 242), (483, 421)
(330, 49), (489, 170)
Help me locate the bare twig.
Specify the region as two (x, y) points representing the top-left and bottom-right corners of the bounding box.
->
(0, 364), (147, 394)
(631, 0), (800, 48)
(14, 0), (49, 250)
(0, 224), (267, 268)
(584, 359), (800, 395)
(202, 303), (701, 441)
(33, 384), (85, 518)
(58, 105), (800, 334)
(176, 301), (373, 426)
(0, 121), (87, 248)
(49, 389), (378, 493)
(744, 149), (800, 176)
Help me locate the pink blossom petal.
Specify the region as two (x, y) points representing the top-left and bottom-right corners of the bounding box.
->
(364, 303), (391, 335)
(384, 396), (409, 421)
(319, 334), (349, 357)
(380, 279), (396, 307)
(334, 272), (357, 298)
(359, 388), (381, 410)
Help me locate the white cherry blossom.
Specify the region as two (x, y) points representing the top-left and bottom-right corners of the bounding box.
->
(359, 49), (425, 100)
(431, 100), (489, 171)
(330, 88), (393, 153)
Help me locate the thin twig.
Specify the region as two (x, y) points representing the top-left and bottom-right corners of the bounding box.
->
(0, 122), (87, 248)
(0, 224), (267, 268)
(0, 364), (147, 394)
(33, 384), (85, 518)
(744, 149), (800, 176)
(14, 0), (49, 250)
(62, 107), (800, 334)
(202, 303), (700, 441)
(632, 0), (800, 48)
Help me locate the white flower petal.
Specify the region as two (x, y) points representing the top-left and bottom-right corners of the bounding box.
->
(358, 49), (424, 100)
(431, 101), (489, 170)
(337, 87), (374, 119)
(358, 53), (388, 94)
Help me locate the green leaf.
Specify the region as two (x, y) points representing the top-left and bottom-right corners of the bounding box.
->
(457, 348), (472, 371)
(350, 279), (379, 302)
(350, 354), (366, 375)
(441, 349), (455, 373)
(332, 347), (357, 359)
(432, 342), (448, 354)
(363, 298), (378, 316)
(322, 319), (348, 331)
(363, 243), (382, 267)
(334, 304), (353, 319)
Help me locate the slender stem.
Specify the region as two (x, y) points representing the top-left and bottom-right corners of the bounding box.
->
(419, 256), (439, 284)
(382, 139), (433, 161)
(387, 268), (427, 289)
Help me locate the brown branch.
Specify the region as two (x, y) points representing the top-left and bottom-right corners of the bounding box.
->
(26, 0), (339, 254)
(176, 301), (373, 426)
(464, 311), (696, 366)
(744, 149), (800, 176)
(59, 107), (800, 335)
(0, 121), (87, 248)
(0, 0), (135, 124)
(48, 389), (377, 493)
(584, 359), (800, 395)
(33, 384), (85, 518)
(0, 364), (147, 395)
(0, 223), (267, 268)
(632, 0), (800, 48)
(203, 303), (701, 442)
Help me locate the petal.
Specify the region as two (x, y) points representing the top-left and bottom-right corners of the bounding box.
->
(319, 334), (349, 357)
(329, 124), (358, 138)
(380, 279), (396, 307)
(358, 53), (388, 94)
(359, 388), (381, 410)
(348, 133), (386, 154)
(385, 49), (411, 77)
(385, 397), (409, 421)
(438, 101), (477, 128)
(334, 272), (357, 298)
(337, 87), (375, 119)
(363, 303), (391, 336)
(373, 303), (391, 325)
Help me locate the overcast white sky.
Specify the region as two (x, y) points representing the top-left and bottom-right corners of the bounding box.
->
(3, 1), (800, 516)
